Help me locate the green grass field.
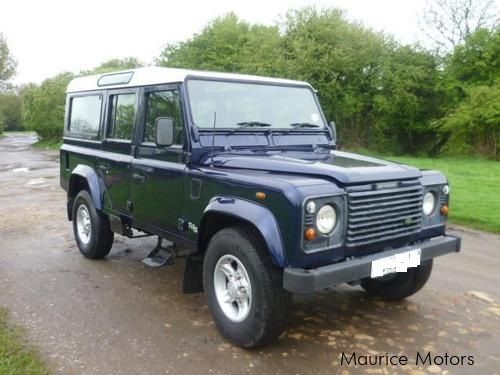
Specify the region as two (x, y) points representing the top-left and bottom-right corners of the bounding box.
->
(380, 156), (500, 234)
(0, 308), (48, 375)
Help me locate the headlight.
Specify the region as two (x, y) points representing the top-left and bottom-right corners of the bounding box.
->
(316, 204), (337, 234)
(422, 191), (436, 216)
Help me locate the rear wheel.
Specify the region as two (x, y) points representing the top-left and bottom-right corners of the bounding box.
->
(203, 226), (291, 348)
(72, 190), (114, 259)
(361, 259), (433, 300)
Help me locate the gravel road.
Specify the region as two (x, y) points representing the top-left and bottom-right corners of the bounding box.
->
(1, 133), (499, 375)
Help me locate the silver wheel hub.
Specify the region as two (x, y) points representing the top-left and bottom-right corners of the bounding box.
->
(213, 254), (252, 322)
(76, 204), (92, 245)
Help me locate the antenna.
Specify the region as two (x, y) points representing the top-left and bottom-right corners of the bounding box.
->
(210, 111), (217, 167)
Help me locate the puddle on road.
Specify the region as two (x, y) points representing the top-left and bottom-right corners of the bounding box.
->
(13, 167), (30, 173)
(26, 178), (48, 186)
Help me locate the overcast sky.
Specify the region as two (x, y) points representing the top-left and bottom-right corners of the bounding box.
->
(0, 0), (478, 84)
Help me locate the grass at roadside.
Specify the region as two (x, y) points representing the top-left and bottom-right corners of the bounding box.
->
(0, 308), (48, 375)
(32, 139), (62, 150)
(371, 155), (500, 234)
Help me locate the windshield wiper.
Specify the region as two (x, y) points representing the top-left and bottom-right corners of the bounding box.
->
(236, 121), (272, 128)
(289, 122), (321, 128)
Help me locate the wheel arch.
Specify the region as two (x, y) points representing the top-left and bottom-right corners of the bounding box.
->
(67, 165), (105, 220)
(197, 197), (287, 267)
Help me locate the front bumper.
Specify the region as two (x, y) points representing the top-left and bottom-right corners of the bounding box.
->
(283, 235), (461, 294)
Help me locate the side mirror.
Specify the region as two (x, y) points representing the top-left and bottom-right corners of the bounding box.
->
(329, 120), (337, 142)
(156, 117), (174, 146)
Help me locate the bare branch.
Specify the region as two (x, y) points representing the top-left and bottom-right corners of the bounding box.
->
(420, 0), (499, 51)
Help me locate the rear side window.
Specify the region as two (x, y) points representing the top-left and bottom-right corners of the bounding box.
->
(68, 95), (102, 136)
(107, 93), (136, 140)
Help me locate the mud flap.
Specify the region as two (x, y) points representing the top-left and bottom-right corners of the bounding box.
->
(183, 254), (204, 293)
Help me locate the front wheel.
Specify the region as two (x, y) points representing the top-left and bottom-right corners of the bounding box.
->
(203, 226), (291, 348)
(72, 190), (114, 259)
(360, 259), (433, 300)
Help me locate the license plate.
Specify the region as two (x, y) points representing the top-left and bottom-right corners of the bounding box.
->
(370, 249), (421, 278)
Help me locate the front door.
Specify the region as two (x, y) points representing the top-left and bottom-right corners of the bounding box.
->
(130, 85), (187, 235)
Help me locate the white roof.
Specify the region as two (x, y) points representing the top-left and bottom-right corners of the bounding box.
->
(66, 66), (311, 93)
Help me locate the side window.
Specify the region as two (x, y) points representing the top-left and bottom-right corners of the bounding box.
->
(107, 93), (136, 140)
(144, 90), (184, 145)
(68, 95), (102, 136)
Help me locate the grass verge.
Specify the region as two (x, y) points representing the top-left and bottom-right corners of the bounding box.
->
(369, 154), (500, 234)
(0, 308), (48, 375)
(32, 139), (62, 150)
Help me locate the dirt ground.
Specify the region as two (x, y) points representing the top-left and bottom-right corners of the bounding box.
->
(1, 133), (499, 375)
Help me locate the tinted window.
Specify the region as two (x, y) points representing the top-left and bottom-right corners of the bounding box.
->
(144, 90), (184, 145)
(69, 95), (102, 135)
(107, 93), (136, 140)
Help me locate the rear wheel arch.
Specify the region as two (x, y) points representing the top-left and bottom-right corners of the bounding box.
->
(67, 166), (104, 220)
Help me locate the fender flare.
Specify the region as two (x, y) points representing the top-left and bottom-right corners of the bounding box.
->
(201, 197), (287, 267)
(69, 165), (105, 210)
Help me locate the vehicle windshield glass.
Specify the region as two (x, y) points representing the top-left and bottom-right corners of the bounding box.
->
(187, 79), (326, 130)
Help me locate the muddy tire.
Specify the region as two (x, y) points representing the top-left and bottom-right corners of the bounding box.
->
(72, 190), (114, 259)
(203, 226), (291, 348)
(361, 259), (433, 300)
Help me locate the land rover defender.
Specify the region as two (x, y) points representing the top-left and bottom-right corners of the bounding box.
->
(60, 67), (461, 347)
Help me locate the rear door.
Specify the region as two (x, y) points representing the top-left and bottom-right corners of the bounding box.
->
(99, 89), (138, 215)
(130, 85), (187, 235)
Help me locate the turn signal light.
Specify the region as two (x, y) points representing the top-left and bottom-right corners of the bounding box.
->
(440, 205), (449, 216)
(305, 228), (317, 241)
(256, 192), (266, 200)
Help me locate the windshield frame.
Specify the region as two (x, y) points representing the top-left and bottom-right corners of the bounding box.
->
(184, 76), (329, 133)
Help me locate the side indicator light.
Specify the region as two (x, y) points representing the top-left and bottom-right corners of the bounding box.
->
(256, 192), (266, 200)
(305, 228), (317, 241)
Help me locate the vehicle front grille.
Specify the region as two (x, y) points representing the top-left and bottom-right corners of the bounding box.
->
(347, 183), (423, 247)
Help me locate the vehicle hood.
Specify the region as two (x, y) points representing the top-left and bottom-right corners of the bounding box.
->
(207, 150), (421, 185)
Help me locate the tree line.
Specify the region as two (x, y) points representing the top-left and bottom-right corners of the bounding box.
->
(1, 5), (499, 159)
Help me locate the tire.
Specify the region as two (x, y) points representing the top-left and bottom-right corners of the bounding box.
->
(203, 226), (291, 348)
(72, 190), (114, 259)
(360, 259), (433, 301)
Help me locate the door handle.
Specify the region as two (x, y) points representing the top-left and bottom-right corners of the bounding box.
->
(132, 173), (147, 183)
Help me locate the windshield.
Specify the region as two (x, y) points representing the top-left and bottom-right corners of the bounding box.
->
(187, 79), (326, 130)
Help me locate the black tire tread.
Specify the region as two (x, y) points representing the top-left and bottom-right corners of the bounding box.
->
(204, 225), (291, 348)
(361, 259), (433, 300)
(72, 190), (114, 259)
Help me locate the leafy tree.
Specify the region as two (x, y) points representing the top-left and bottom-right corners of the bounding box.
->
(157, 13), (282, 76)
(82, 57), (143, 75)
(445, 27), (500, 86)
(21, 73), (74, 140)
(0, 93), (22, 131)
(373, 46), (444, 154)
(280, 8), (389, 148)
(0, 33), (16, 88)
(440, 83), (500, 159)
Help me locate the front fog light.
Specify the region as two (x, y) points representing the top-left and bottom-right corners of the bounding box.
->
(423, 191), (436, 216)
(316, 204), (337, 234)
